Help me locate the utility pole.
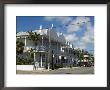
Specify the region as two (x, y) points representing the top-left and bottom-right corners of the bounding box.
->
(47, 24), (54, 70)
(51, 50), (54, 70)
(57, 40), (58, 64)
(48, 27), (51, 70)
(40, 35), (43, 68)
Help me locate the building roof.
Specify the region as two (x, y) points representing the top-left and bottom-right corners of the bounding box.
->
(16, 32), (29, 37)
(58, 34), (66, 44)
(17, 27), (70, 45)
(84, 55), (89, 57)
(32, 29), (48, 35)
(17, 28), (66, 44)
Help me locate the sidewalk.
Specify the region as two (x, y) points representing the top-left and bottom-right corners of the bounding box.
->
(59, 67), (79, 69)
(16, 66), (94, 74)
(32, 67), (79, 72)
(32, 69), (51, 72)
(17, 67), (79, 73)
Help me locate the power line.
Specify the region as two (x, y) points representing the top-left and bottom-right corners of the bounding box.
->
(50, 20), (92, 30)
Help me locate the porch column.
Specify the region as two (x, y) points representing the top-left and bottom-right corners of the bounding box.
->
(41, 53), (42, 67)
(44, 54), (47, 68)
(68, 58), (69, 66)
(24, 37), (26, 46)
(34, 52), (36, 63)
(59, 56), (61, 64)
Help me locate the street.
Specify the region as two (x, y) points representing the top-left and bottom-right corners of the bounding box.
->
(17, 66), (94, 74)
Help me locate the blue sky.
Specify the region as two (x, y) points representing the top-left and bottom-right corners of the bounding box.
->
(16, 16), (94, 54)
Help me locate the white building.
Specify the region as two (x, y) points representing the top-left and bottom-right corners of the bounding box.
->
(16, 25), (79, 69)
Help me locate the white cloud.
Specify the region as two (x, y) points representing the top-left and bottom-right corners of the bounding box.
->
(66, 21), (94, 50)
(78, 42), (87, 50)
(78, 23), (94, 49)
(44, 16), (94, 50)
(44, 16), (71, 24)
(64, 34), (78, 43)
(66, 17), (94, 50)
(44, 16), (91, 33)
(81, 23), (94, 43)
(74, 16), (90, 24)
(81, 30), (94, 43)
(56, 17), (71, 24)
(44, 16), (56, 21)
(67, 24), (81, 33)
(67, 16), (90, 33)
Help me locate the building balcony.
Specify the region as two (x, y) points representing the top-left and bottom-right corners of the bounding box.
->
(36, 45), (47, 53)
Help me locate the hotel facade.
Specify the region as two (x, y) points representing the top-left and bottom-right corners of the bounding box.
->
(16, 25), (79, 69)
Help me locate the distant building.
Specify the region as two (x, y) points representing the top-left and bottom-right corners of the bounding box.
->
(16, 25), (79, 69)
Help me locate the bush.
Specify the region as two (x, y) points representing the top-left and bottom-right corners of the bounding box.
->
(53, 64), (63, 69)
(16, 54), (33, 65)
(69, 65), (72, 68)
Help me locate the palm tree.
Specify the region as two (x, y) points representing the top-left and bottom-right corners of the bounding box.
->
(27, 31), (40, 67)
(16, 39), (24, 55)
(16, 39), (25, 65)
(28, 31), (40, 49)
(28, 48), (34, 58)
(27, 31), (41, 55)
(79, 52), (84, 60)
(25, 48), (34, 65)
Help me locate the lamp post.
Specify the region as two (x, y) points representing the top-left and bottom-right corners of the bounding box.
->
(48, 28), (51, 70)
(34, 52), (36, 62)
(40, 35), (43, 68)
(51, 50), (54, 70)
(59, 56), (61, 65)
(57, 41), (58, 64)
(33, 50), (36, 70)
(40, 53), (42, 68)
(64, 57), (66, 67)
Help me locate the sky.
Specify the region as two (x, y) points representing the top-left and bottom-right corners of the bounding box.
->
(16, 16), (94, 54)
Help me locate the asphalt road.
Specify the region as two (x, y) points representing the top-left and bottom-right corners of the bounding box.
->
(17, 66), (94, 74)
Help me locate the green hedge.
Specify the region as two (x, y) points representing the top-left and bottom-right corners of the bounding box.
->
(50, 64), (63, 69)
(16, 57), (33, 65)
